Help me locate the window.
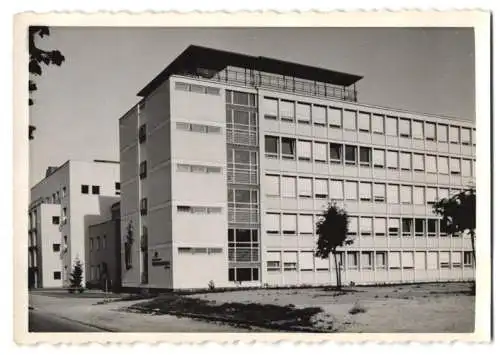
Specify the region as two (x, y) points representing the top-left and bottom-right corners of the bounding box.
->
(438, 188), (449, 200)
(348, 217), (358, 236)
(374, 218), (386, 236)
(140, 161), (147, 179)
(315, 255), (329, 271)
(414, 252), (426, 269)
(373, 149), (385, 168)
(425, 122), (437, 141)
(413, 153), (425, 171)
(437, 124), (448, 142)
(361, 251), (373, 269)
(266, 251), (281, 271)
(314, 179), (328, 199)
(298, 215), (314, 235)
(359, 182), (372, 201)
(281, 176), (296, 198)
(452, 252), (462, 268)
(360, 217), (372, 236)
(343, 110), (356, 130)
(373, 183), (385, 202)
(329, 143), (342, 164)
(140, 198), (148, 215)
(415, 218), (425, 237)
(402, 252), (414, 269)
(347, 251), (359, 269)
(330, 180), (343, 200)
(91, 185), (100, 195)
(328, 107), (342, 128)
(400, 152), (411, 170)
(299, 251), (314, 271)
(400, 185), (412, 204)
(440, 252), (450, 269)
(387, 184), (399, 203)
(265, 175), (280, 196)
(282, 214), (297, 235)
(298, 177), (313, 198)
(283, 251), (298, 271)
(413, 186), (425, 205)
(462, 159), (472, 177)
(388, 218), (400, 237)
(427, 219), (437, 237)
(399, 118), (411, 138)
(265, 213), (280, 234)
(389, 252), (401, 269)
(412, 120), (424, 139)
(52, 243), (60, 252)
(96, 237), (100, 250)
(345, 145), (357, 165)
(265, 136), (279, 158)
(359, 147), (371, 166)
(52, 216), (60, 225)
(402, 218), (413, 237)
(296, 102), (311, 124)
(387, 151), (398, 169)
(427, 252), (438, 269)
(312, 105), (327, 126)
(298, 140), (312, 161)
(115, 182), (120, 195)
(358, 112), (370, 132)
(281, 137), (296, 159)
(464, 252), (473, 267)
(81, 185), (89, 194)
(344, 181), (358, 200)
(263, 97), (278, 119)
(450, 158), (461, 175)
(372, 114), (384, 134)
(139, 124), (147, 143)
(376, 251), (387, 269)
(438, 156), (449, 174)
(426, 155), (437, 173)
(472, 129), (476, 146)
(53, 271), (61, 280)
(313, 142), (328, 162)
(426, 187), (438, 205)
(232, 91), (254, 106)
(461, 127), (471, 145)
(386, 116), (398, 136)
(103, 235), (107, 249)
(449, 126), (459, 143)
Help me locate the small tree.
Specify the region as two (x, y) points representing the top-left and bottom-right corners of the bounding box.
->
(69, 259), (84, 293)
(433, 188), (476, 266)
(315, 202), (353, 290)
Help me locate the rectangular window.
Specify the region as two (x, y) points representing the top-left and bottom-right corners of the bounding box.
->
(344, 181), (358, 200)
(348, 217), (358, 237)
(96, 237), (100, 250)
(438, 156), (449, 174)
(296, 102), (311, 123)
(401, 185), (412, 204)
(298, 177), (313, 198)
(462, 159), (472, 177)
(358, 112), (370, 132)
(347, 251), (359, 269)
(264, 136), (279, 158)
(53, 271), (61, 280)
(415, 252), (426, 269)
(281, 176), (296, 198)
(360, 217), (372, 236)
(81, 185), (89, 194)
(387, 151), (398, 169)
(328, 107), (342, 127)
(449, 126), (460, 143)
(413, 186), (425, 205)
(265, 175), (280, 197)
(52, 216), (60, 225)
(450, 158), (461, 175)
(426, 155), (437, 173)
(461, 127), (471, 145)
(314, 179), (328, 199)
(139, 124), (147, 143)
(343, 110), (356, 130)
(115, 182), (120, 195)
(452, 252), (462, 268)
(329, 143), (342, 164)
(283, 251), (298, 271)
(282, 214), (297, 235)
(402, 218), (413, 237)
(415, 218), (425, 236)
(330, 180), (343, 200)
(402, 252), (414, 269)
(140, 198), (148, 216)
(265, 213), (280, 234)
(425, 122), (437, 141)
(359, 182), (372, 201)
(387, 184), (399, 203)
(427, 219), (437, 237)
(399, 118), (411, 138)
(139, 161), (147, 179)
(281, 137), (296, 159)
(464, 252), (473, 267)
(400, 152), (411, 170)
(315, 256), (329, 271)
(412, 120), (424, 139)
(359, 147), (371, 166)
(373, 149), (385, 168)
(413, 153), (425, 171)
(52, 243), (60, 252)
(345, 145), (357, 165)
(361, 251), (373, 269)
(374, 218), (386, 236)
(427, 252), (438, 269)
(372, 114), (384, 134)
(298, 215), (314, 235)
(266, 251), (281, 271)
(440, 252), (451, 269)
(376, 251), (387, 269)
(92, 185), (100, 195)
(279, 100), (294, 121)
(312, 105), (327, 126)
(386, 116), (398, 136)
(373, 183), (385, 202)
(298, 140), (312, 161)
(426, 187), (438, 205)
(62, 186), (67, 198)
(438, 188), (449, 200)
(437, 124), (448, 142)
(299, 251), (314, 271)
(313, 142), (328, 162)
(389, 252), (401, 269)
(388, 218), (400, 237)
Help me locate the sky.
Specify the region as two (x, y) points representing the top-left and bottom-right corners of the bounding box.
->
(29, 27), (475, 186)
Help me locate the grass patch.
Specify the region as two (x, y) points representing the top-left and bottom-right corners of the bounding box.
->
(348, 303), (367, 315)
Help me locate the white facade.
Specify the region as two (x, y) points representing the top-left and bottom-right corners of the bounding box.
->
(29, 160), (120, 287)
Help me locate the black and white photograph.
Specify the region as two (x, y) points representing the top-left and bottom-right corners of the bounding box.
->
(13, 11), (491, 343)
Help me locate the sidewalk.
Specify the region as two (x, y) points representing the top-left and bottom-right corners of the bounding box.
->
(29, 293), (261, 332)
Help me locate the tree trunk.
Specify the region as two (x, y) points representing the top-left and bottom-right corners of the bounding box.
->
(470, 230), (476, 267)
(333, 251), (341, 291)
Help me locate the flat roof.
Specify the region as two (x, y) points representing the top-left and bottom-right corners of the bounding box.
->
(138, 45), (363, 97)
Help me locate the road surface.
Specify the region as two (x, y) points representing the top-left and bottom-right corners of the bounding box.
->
(29, 309), (109, 332)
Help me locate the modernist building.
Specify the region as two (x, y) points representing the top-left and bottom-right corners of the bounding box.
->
(29, 160), (120, 288)
(119, 45), (475, 290)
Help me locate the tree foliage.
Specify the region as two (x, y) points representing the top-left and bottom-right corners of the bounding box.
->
(69, 258), (83, 291)
(433, 188), (476, 265)
(29, 26), (65, 140)
(315, 202), (353, 289)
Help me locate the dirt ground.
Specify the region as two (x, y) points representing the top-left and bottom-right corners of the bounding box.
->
(186, 282), (475, 333)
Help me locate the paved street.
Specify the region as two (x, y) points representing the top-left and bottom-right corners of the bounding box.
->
(29, 309), (107, 332)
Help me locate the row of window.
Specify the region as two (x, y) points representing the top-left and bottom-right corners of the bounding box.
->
(262, 97), (475, 145)
(177, 205), (223, 214)
(175, 81), (221, 96)
(89, 235), (107, 251)
(177, 163), (223, 174)
(176, 121), (222, 134)
(265, 213), (452, 237)
(265, 174), (463, 204)
(226, 90), (257, 107)
(228, 267), (260, 282)
(81, 184), (100, 195)
(178, 247), (223, 254)
(266, 250), (474, 272)
(264, 136), (475, 176)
